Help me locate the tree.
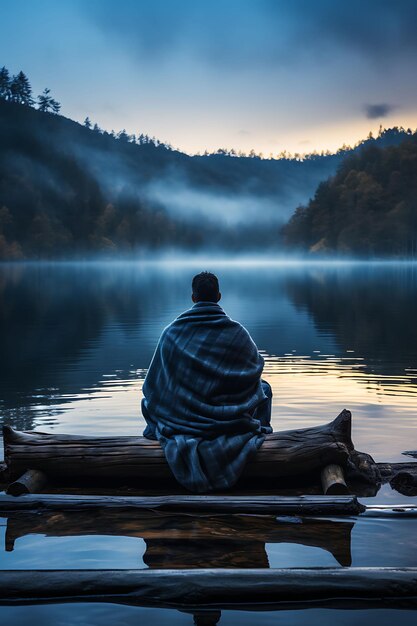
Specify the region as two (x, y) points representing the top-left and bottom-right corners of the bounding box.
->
(9, 71), (34, 106)
(117, 129), (129, 142)
(0, 66), (11, 100)
(37, 88), (61, 113)
(84, 117), (92, 129)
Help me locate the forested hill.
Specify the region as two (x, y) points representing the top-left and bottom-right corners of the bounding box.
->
(283, 135), (417, 257)
(0, 97), (414, 258)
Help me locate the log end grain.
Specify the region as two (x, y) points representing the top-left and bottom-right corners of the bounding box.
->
(321, 464), (349, 495)
(6, 469), (48, 496)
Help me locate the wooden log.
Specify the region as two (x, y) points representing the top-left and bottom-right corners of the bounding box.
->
(345, 450), (381, 485)
(0, 568), (416, 610)
(321, 464), (348, 495)
(3, 511), (354, 566)
(1, 492), (416, 518)
(6, 469), (47, 496)
(2, 409), (353, 483)
(0, 493), (365, 515)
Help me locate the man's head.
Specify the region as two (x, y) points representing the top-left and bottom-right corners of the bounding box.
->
(192, 272), (221, 303)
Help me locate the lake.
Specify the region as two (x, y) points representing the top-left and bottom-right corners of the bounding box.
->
(0, 260), (417, 625)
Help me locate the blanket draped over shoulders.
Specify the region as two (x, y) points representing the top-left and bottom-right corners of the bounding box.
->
(141, 301), (272, 492)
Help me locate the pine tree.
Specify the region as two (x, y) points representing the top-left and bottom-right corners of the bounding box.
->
(117, 129), (129, 142)
(0, 66), (11, 100)
(37, 88), (61, 113)
(84, 117), (92, 129)
(9, 71), (34, 106)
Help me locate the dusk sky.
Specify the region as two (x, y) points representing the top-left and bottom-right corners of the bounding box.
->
(2, 0), (417, 155)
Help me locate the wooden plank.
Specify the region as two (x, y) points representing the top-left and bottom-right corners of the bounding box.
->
(0, 568), (416, 609)
(0, 493), (365, 515)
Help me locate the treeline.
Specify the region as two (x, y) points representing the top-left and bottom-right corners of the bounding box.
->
(0, 66), (60, 113)
(283, 134), (417, 257)
(3, 64), (406, 162)
(1, 65), (417, 259)
(0, 83), (337, 259)
(0, 96), (201, 259)
(0, 96), (283, 258)
(201, 127), (414, 162)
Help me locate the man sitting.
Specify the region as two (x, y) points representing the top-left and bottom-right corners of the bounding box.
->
(141, 271), (272, 492)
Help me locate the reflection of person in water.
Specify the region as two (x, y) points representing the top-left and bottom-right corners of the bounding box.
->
(188, 610), (222, 626)
(142, 271), (272, 492)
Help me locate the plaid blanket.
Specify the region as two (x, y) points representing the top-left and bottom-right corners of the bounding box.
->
(141, 301), (272, 492)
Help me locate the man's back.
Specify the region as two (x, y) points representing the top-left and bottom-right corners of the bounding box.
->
(141, 272), (272, 492)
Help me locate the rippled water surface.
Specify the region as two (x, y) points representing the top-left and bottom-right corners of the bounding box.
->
(1, 261), (416, 456)
(0, 261), (416, 625)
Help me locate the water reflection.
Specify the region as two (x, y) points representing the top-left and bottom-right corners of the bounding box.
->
(2, 605), (417, 626)
(1, 605), (417, 626)
(0, 262), (417, 463)
(1, 505), (417, 624)
(284, 264), (417, 381)
(1, 511), (353, 567)
(1, 510), (417, 569)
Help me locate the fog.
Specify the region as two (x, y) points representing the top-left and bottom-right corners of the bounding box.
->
(64, 135), (336, 249)
(0, 99), (341, 257)
(142, 176), (302, 227)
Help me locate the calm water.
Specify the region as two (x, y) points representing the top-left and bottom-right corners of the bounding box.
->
(0, 261), (416, 625)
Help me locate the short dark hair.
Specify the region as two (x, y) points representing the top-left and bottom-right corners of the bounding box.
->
(192, 271), (219, 302)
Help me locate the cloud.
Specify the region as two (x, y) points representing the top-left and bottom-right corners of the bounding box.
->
(79, 0), (417, 69)
(365, 103), (395, 119)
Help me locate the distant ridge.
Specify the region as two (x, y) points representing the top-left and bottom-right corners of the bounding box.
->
(0, 98), (414, 259)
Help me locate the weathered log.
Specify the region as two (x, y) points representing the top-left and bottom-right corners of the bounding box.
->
(3, 511), (354, 566)
(1, 493), (416, 517)
(6, 469), (47, 496)
(2, 409), (353, 483)
(345, 450), (381, 485)
(321, 464), (348, 494)
(0, 493), (365, 515)
(0, 568), (416, 610)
